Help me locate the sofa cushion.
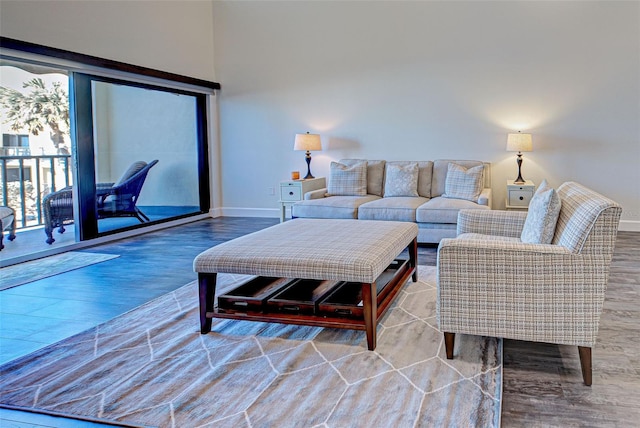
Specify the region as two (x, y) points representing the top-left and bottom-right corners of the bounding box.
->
(384, 163), (419, 197)
(442, 163), (484, 202)
(416, 196), (490, 224)
(521, 180), (561, 244)
(432, 160), (485, 197)
(292, 195), (380, 219)
(327, 161), (367, 196)
(340, 159), (385, 196)
(358, 196), (429, 222)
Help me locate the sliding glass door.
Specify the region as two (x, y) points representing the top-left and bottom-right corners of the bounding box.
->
(1, 39), (217, 264)
(72, 73), (210, 240)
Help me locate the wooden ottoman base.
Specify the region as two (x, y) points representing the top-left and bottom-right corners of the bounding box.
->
(194, 219), (419, 350)
(198, 256), (415, 350)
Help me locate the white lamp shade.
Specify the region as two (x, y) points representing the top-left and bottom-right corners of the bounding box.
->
(506, 133), (533, 152)
(294, 133), (322, 151)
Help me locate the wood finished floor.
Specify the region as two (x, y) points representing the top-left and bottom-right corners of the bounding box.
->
(0, 219), (638, 427)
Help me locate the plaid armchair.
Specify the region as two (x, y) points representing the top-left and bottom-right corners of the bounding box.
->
(437, 181), (622, 386)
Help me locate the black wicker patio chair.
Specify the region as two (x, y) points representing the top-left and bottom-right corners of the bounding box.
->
(96, 160), (159, 222)
(43, 160), (158, 244)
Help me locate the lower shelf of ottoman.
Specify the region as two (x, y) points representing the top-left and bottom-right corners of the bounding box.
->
(217, 259), (408, 320)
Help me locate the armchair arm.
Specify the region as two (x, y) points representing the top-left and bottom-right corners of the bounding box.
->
(96, 182), (116, 199)
(457, 209), (527, 238)
(304, 188), (328, 200)
(96, 182), (115, 191)
(43, 186), (73, 206)
(437, 237), (608, 347)
(477, 187), (492, 208)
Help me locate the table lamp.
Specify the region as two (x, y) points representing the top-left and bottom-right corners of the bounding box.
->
(506, 132), (533, 184)
(294, 132), (322, 179)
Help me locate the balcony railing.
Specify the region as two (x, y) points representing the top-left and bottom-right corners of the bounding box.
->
(0, 154), (73, 229)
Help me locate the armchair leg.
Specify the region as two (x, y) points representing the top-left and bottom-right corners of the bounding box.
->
(136, 208), (150, 222)
(45, 224), (55, 245)
(444, 332), (455, 359)
(8, 217), (16, 241)
(578, 346), (592, 386)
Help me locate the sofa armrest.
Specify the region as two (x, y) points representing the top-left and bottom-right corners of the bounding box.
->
(304, 188), (328, 200)
(477, 188), (492, 208)
(457, 209), (527, 238)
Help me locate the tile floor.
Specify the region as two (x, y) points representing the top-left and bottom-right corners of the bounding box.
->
(0, 216), (280, 365)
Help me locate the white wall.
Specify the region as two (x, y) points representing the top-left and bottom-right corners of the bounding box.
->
(2, 1), (639, 230)
(213, 1), (640, 230)
(0, 0), (216, 82)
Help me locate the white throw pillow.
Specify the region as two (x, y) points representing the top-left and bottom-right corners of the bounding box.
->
(326, 161), (367, 196)
(442, 163), (484, 201)
(384, 163), (419, 197)
(521, 179), (562, 244)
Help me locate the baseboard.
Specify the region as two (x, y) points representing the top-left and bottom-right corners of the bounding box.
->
(220, 207), (280, 218)
(619, 220), (640, 232)
(209, 207), (223, 218)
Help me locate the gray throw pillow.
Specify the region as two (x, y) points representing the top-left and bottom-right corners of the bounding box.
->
(442, 163), (484, 201)
(521, 179), (562, 244)
(384, 163), (419, 197)
(327, 161), (367, 196)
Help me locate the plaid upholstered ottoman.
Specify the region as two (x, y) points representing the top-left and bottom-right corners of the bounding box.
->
(194, 218), (418, 350)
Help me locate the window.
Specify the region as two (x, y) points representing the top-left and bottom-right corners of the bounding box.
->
(6, 166), (31, 182)
(2, 134), (30, 156)
(0, 37), (218, 253)
(3, 134), (30, 147)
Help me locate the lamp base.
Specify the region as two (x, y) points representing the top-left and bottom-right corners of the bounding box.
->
(304, 151), (315, 179)
(514, 153), (526, 185)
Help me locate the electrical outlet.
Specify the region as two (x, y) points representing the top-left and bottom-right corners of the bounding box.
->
(267, 187), (275, 196)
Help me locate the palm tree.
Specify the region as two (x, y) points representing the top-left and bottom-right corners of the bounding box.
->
(0, 78), (70, 154)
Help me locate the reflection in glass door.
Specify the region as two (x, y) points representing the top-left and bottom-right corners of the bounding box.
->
(91, 81), (202, 234)
(71, 73), (210, 241)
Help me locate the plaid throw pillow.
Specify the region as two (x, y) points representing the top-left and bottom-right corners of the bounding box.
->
(384, 163), (419, 197)
(521, 179), (562, 244)
(442, 163), (484, 201)
(327, 161), (367, 196)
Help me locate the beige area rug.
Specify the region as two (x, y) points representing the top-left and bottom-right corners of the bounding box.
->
(0, 266), (502, 427)
(0, 251), (120, 291)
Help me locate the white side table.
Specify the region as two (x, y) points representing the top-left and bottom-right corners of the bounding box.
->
(279, 177), (326, 222)
(506, 180), (535, 210)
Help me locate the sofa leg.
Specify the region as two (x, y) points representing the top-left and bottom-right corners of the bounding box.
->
(444, 332), (455, 359)
(578, 346), (592, 386)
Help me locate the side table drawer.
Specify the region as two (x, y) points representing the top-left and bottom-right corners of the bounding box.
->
(508, 190), (533, 207)
(280, 185), (302, 201)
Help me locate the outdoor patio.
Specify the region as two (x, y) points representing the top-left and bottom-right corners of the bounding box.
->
(1, 207), (196, 267)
